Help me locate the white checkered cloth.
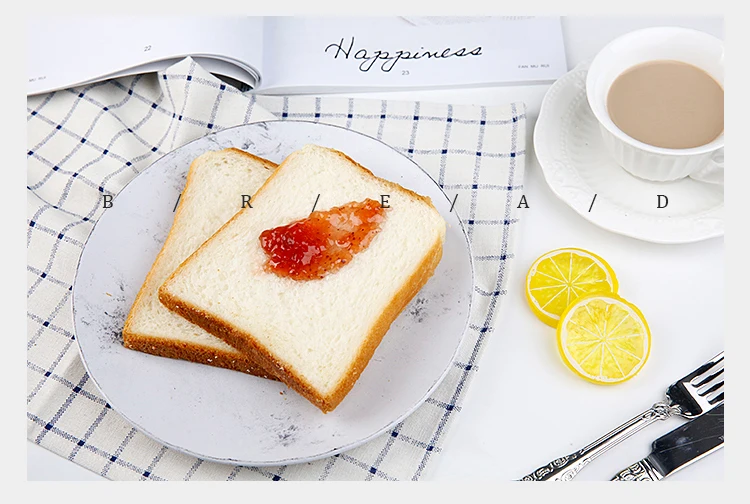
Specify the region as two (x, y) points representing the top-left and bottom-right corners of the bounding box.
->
(27, 57), (526, 481)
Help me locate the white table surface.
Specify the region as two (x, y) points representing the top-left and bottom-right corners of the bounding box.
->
(28, 15), (725, 481)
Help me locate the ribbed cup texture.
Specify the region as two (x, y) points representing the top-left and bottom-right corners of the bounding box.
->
(599, 125), (713, 182)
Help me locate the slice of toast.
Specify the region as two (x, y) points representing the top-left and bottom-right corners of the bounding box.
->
(123, 148), (278, 379)
(159, 145), (446, 412)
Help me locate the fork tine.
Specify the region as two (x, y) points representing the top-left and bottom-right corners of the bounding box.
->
(709, 351), (725, 364)
(709, 391), (724, 405)
(690, 358), (724, 387)
(697, 351), (725, 370)
(707, 384), (724, 403)
(692, 366), (724, 388)
(696, 365), (724, 391)
(700, 379), (723, 397)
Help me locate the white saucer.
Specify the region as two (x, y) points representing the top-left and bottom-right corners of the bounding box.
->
(534, 62), (723, 244)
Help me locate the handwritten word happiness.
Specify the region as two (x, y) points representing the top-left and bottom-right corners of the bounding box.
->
(324, 37), (483, 73)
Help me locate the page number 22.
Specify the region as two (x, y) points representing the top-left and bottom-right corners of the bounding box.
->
(144, 45), (152, 52)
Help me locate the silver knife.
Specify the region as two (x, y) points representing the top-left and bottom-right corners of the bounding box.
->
(611, 403), (724, 481)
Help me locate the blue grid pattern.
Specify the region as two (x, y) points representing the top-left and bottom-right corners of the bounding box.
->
(27, 57), (526, 480)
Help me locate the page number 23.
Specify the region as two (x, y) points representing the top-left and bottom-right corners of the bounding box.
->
(402, 70), (410, 76)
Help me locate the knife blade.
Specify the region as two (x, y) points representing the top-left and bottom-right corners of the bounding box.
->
(611, 403), (724, 481)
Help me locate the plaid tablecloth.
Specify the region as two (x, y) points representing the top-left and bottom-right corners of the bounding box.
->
(27, 57), (526, 480)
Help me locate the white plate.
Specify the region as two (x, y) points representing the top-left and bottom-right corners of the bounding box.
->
(72, 121), (473, 466)
(534, 62), (724, 244)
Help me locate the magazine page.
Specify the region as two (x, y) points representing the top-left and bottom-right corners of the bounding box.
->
(258, 16), (567, 93)
(27, 17), (265, 95)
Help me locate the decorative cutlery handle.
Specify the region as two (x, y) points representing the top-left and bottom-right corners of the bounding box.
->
(519, 402), (676, 481)
(519, 451), (590, 481)
(610, 459), (662, 481)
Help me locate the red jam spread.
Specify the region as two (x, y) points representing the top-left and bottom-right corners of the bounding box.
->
(259, 198), (386, 281)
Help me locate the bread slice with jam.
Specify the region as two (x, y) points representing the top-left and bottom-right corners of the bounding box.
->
(159, 145), (446, 412)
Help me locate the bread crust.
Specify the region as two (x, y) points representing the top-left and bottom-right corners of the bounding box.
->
(122, 148), (278, 379)
(159, 145), (446, 412)
(123, 332), (276, 379)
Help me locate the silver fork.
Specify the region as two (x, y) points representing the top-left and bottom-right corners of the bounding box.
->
(519, 351), (724, 481)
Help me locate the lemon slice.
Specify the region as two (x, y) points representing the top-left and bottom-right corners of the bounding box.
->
(557, 294), (651, 385)
(525, 248), (618, 327)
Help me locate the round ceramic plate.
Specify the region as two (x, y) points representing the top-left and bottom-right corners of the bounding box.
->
(534, 62), (724, 244)
(73, 120), (473, 466)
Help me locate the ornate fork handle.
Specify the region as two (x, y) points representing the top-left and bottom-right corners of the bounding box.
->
(520, 402), (679, 481)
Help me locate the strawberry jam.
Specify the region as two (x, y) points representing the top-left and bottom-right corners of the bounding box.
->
(259, 198), (386, 281)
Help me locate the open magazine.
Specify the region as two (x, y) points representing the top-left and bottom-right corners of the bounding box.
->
(27, 16), (568, 96)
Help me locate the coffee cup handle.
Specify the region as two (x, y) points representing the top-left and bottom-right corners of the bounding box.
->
(689, 149), (724, 184)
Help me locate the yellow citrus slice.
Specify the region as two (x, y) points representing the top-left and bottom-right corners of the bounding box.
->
(557, 294), (651, 385)
(525, 248), (618, 327)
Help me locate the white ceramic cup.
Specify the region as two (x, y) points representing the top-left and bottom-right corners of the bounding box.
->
(586, 27), (724, 184)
